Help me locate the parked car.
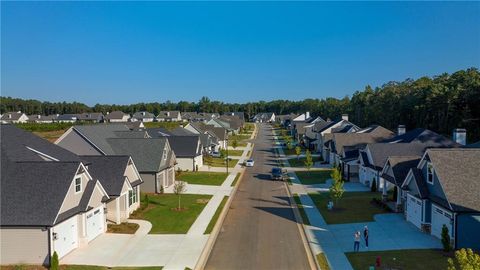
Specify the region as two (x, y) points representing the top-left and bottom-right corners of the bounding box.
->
(245, 159), (255, 167)
(271, 167), (287, 181)
(210, 151), (221, 158)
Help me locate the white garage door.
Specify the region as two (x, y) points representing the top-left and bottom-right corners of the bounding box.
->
(53, 216), (78, 258)
(86, 207), (104, 242)
(432, 205), (452, 239)
(406, 194), (423, 229)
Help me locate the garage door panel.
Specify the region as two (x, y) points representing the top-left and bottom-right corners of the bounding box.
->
(53, 216), (78, 258)
(86, 207), (104, 242)
(406, 195), (422, 229)
(431, 205), (452, 239)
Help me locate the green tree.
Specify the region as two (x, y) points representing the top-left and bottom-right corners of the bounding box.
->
(448, 248), (480, 270)
(173, 181), (187, 210)
(329, 168), (345, 207)
(441, 224), (452, 252)
(295, 146), (302, 160)
(50, 251), (59, 270)
(304, 150), (314, 173)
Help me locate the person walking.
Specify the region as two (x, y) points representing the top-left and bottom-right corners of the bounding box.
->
(354, 231), (361, 252)
(363, 225), (369, 249)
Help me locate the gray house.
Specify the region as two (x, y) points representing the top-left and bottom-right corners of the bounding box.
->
(131, 111), (155, 122)
(55, 124), (176, 193)
(401, 148), (480, 250)
(104, 111), (130, 122)
(1, 125), (109, 265)
(156, 111), (182, 122)
(0, 111), (29, 123)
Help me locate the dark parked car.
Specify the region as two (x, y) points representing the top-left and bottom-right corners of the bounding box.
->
(271, 167), (287, 181)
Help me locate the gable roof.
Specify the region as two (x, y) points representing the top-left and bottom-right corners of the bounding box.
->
(384, 128), (459, 146)
(426, 148), (480, 212)
(382, 156), (421, 186)
(27, 114), (57, 122)
(80, 155), (140, 196)
(76, 113), (104, 121)
(56, 114), (78, 121)
(132, 111), (155, 119)
(105, 111), (129, 120)
(330, 129), (394, 155)
(157, 111), (181, 119)
(0, 112), (26, 121)
(147, 128), (201, 158)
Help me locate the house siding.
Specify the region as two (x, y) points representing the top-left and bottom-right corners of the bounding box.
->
(456, 213), (480, 250)
(422, 162), (448, 202)
(140, 173), (156, 193)
(58, 172), (90, 215)
(56, 130), (103, 155)
(0, 227), (49, 265)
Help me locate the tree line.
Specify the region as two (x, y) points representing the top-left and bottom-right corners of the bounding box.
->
(2, 68), (479, 142)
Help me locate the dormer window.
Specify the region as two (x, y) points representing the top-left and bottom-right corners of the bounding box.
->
(163, 147), (168, 160)
(427, 163), (434, 184)
(75, 177), (82, 193)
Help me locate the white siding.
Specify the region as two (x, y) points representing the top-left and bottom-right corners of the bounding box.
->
(0, 227), (49, 265)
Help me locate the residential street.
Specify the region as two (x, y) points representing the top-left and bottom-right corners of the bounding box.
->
(205, 123), (312, 270)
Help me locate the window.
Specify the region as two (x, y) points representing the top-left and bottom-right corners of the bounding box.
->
(163, 148), (168, 160)
(74, 177), (82, 193)
(427, 163), (434, 184)
(129, 188), (137, 206)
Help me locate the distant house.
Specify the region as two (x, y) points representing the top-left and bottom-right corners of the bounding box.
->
(55, 124), (176, 192)
(325, 125), (394, 180)
(148, 128), (203, 171)
(27, 114), (58, 123)
(173, 126), (219, 154)
(131, 111), (155, 122)
(76, 113), (104, 123)
(0, 111), (29, 123)
(313, 114), (360, 156)
(402, 148), (480, 250)
(55, 114), (78, 123)
(80, 155), (143, 224)
(156, 111), (182, 122)
(275, 113), (298, 128)
(184, 122), (226, 151)
(252, 112), (275, 123)
(1, 125), (109, 264)
(104, 111), (130, 123)
(224, 112), (245, 123)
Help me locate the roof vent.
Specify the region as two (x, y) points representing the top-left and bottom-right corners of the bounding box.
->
(453, 128), (466, 145)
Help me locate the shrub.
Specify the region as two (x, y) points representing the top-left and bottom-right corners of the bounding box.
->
(442, 224), (451, 252)
(50, 251), (59, 270)
(447, 248), (480, 270)
(371, 178), (377, 192)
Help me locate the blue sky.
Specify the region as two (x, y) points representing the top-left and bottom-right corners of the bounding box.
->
(1, 1), (479, 105)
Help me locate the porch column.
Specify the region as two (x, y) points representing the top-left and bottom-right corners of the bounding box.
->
(115, 198), (121, 224)
(382, 178), (388, 201)
(396, 188), (402, 205)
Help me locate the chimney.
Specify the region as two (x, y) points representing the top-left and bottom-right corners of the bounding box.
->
(167, 112), (170, 117)
(397, 125), (406, 135)
(8, 114), (12, 118)
(305, 111), (310, 120)
(37, 115), (41, 119)
(342, 114), (349, 121)
(142, 112), (146, 116)
(106, 112), (110, 115)
(453, 128), (467, 145)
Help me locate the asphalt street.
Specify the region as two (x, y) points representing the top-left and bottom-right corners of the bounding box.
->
(205, 123), (311, 270)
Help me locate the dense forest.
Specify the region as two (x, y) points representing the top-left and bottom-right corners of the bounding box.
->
(2, 68), (479, 142)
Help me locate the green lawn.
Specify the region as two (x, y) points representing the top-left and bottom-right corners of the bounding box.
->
(204, 196), (229, 234)
(346, 249), (451, 270)
(176, 172), (228, 186)
(287, 156), (321, 167)
(309, 192), (388, 224)
(221, 149), (244, 156)
(231, 173), (241, 187)
(130, 194), (212, 233)
(316, 253), (330, 270)
(204, 157), (238, 168)
(295, 170), (332, 185)
(293, 194), (310, 225)
(228, 134), (251, 141)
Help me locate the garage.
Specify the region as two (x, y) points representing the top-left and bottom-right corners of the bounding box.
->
(52, 216), (78, 258)
(86, 207), (104, 242)
(406, 194), (423, 229)
(431, 205), (453, 239)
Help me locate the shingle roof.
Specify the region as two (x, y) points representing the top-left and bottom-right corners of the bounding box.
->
(331, 129), (394, 154)
(105, 111), (129, 120)
(147, 128), (201, 158)
(384, 128), (459, 146)
(169, 127), (197, 136)
(27, 115), (57, 121)
(56, 114), (78, 121)
(0, 112), (26, 121)
(365, 142), (435, 171)
(80, 155), (138, 196)
(157, 111), (180, 119)
(132, 111), (155, 119)
(190, 122), (227, 140)
(410, 168), (429, 199)
(383, 156), (421, 186)
(426, 148), (480, 212)
(76, 113), (104, 121)
(466, 141), (480, 148)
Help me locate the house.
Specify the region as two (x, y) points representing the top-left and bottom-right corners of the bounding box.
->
(131, 111), (155, 122)
(292, 115), (325, 147)
(80, 155), (142, 224)
(313, 114), (360, 157)
(184, 122), (227, 150)
(54, 114), (78, 123)
(224, 112), (245, 123)
(173, 126), (219, 154)
(76, 113), (104, 123)
(1, 125), (109, 265)
(0, 111), (29, 123)
(104, 111), (130, 122)
(148, 128), (204, 171)
(275, 113), (298, 128)
(326, 126), (394, 180)
(27, 114), (57, 123)
(252, 112), (275, 123)
(207, 116), (242, 134)
(358, 127), (460, 190)
(401, 148), (480, 250)
(156, 111), (182, 122)
(55, 124), (176, 192)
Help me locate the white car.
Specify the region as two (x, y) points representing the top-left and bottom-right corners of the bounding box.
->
(210, 151), (221, 158)
(245, 159), (255, 167)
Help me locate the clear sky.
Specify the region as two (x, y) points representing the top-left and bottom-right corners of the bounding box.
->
(1, 1), (479, 105)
